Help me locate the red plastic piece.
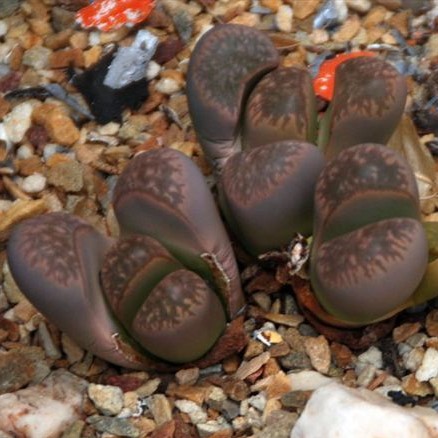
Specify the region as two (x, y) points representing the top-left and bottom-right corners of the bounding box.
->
(313, 51), (375, 101)
(76, 0), (155, 32)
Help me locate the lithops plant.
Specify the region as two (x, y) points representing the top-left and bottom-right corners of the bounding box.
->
(311, 144), (428, 324)
(7, 148), (245, 369)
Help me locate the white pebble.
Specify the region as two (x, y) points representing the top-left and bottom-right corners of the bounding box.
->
(0, 20), (8, 37)
(415, 348), (438, 382)
(275, 5), (293, 33)
(155, 77), (182, 95)
(88, 384), (124, 416)
(175, 399), (208, 424)
(356, 346), (383, 374)
(403, 348), (425, 373)
(345, 0), (371, 13)
(88, 31), (100, 46)
(3, 102), (34, 144)
(21, 173), (47, 194)
(288, 370), (335, 392)
(146, 60), (161, 80)
(16, 144), (34, 159)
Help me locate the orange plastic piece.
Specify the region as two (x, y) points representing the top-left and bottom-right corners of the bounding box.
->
(76, 0), (155, 32)
(313, 51), (375, 101)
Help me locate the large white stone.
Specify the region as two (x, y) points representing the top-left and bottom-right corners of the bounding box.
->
(291, 382), (438, 438)
(0, 370), (88, 438)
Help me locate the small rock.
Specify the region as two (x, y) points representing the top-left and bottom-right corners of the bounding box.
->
(0, 347), (50, 394)
(281, 391), (309, 409)
(4, 102), (34, 144)
(291, 382), (438, 438)
(207, 386), (227, 411)
(304, 336), (331, 374)
(0, 370), (88, 438)
(235, 352), (271, 380)
(175, 399), (208, 424)
(345, 0), (372, 13)
(288, 370), (335, 391)
(61, 333), (85, 364)
(393, 322), (422, 343)
(47, 161), (84, 192)
(248, 393), (267, 412)
(87, 416), (140, 437)
(332, 14), (361, 42)
(175, 367), (200, 386)
(402, 374), (434, 397)
(293, 0), (320, 19)
(415, 348), (438, 382)
(280, 351), (312, 370)
(38, 321), (62, 359)
(21, 173), (47, 193)
(275, 5), (293, 33)
(266, 371), (292, 399)
(155, 77), (182, 95)
(259, 410), (297, 438)
(356, 346), (383, 374)
(426, 310), (438, 337)
(196, 419), (232, 437)
(407, 333), (428, 348)
(22, 46), (52, 70)
(356, 364), (377, 387)
(88, 384), (124, 416)
(403, 347), (425, 373)
(147, 394), (173, 426)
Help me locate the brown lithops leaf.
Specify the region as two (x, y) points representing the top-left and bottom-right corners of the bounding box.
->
(219, 140), (324, 256)
(318, 57), (407, 159)
(113, 148), (244, 317)
(311, 217), (428, 323)
(186, 24), (279, 171)
(243, 67), (317, 149)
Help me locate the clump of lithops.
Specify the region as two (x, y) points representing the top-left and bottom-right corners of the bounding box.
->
(5, 24), (438, 369)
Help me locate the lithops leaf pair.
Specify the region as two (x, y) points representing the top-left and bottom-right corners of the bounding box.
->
(7, 148), (245, 368)
(310, 144), (428, 324)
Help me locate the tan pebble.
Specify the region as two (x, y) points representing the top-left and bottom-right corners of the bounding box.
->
(235, 352), (271, 380)
(264, 358), (282, 377)
(175, 367), (200, 386)
(148, 394), (173, 426)
(332, 14), (361, 42)
(33, 103), (80, 146)
(342, 369), (357, 387)
(381, 32), (397, 45)
(426, 337), (438, 349)
(393, 322), (422, 343)
(346, 0), (372, 12)
(262, 398), (282, 423)
(49, 48), (84, 69)
(223, 378), (249, 401)
(167, 384), (207, 405)
(388, 10), (410, 37)
(269, 342), (290, 358)
(47, 161), (84, 192)
(230, 12), (261, 27)
(244, 339), (265, 360)
(402, 374), (433, 396)
(28, 18), (51, 36)
(276, 5), (293, 33)
(310, 28), (329, 44)
(99, 27), (130, 44)
(363, 6), (388, 28)
(83, 45), (102, 68)
(260, 0), (282, 12)
(69, 32), (89, 50)
(44, 29), (73, 50)
(266, 371), (292, 399)
(131, 417), (156, 435)
(366, 26), (386, 44)
(10, 300), (38, 323)
(0, 199), (48, 241)
(292, 0), (320, 19)
(304, 336), (331, 374)
(426, 310), (438, 337)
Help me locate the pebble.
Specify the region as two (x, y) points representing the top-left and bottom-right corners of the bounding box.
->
(147, 394), (173, 426)
(235, 352), (271, 380)
(155, 77), (183, 95)
(16, 144), (34, 160)
(293, 0), (320, 19)
(0, 347), (50, 394)
(47, 160), (84, 192)
(288, 370), (335, 391)
(415, 348), (438, 382)
(356, 346), (383, 374)
(3, 102), (34, 144)
(207, 386), (227, 411)
(402, 374), (434, 397)
(304, 336), (331, 374)
(275, 5), (293, 32)
(175, 367), (200, 386)
(38, 320), (62, 359)
(88, 383), (124, 416)
(393, 322), (422, 343)
(402, 347), (425, 372)
(61, 333), (85, 364)
(20, 173), (47, 193)
(426, 310), (438, 337)
(345, 0), (372, 13)
(291, 382), (438, 438)
(86, 416), (140, 438)
(0, 369), (88, 438)
(22, 46), (52, 70)
(175, 399), (208, 424)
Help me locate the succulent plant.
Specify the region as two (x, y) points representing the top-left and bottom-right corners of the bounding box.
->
(7, 148), (245, 369)
(6, 24), (438, 371)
